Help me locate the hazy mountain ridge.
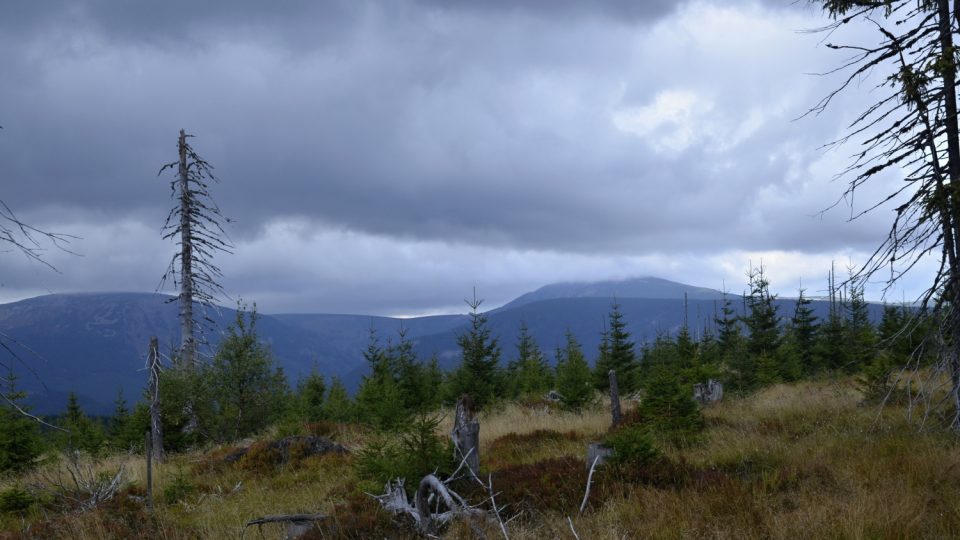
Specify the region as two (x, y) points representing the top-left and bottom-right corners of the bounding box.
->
(0, 279), (886, 414)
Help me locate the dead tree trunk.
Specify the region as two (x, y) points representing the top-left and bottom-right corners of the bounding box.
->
(608, 370), (621, 428)
(451, 394), (480, 478)
(145, 431), (153, 511)
(147, 337), (163, 462)
(176, 130), (196, 367)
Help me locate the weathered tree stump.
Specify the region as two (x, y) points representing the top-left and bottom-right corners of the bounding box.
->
(451, 394), (480, 477)
(586, 442), (613, 469)
(609, 369), (622, 428)
(693, 379), (724, 405)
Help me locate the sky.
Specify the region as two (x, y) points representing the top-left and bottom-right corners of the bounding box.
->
(0, 0), (933, 316)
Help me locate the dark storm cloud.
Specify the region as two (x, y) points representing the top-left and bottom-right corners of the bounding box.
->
(0, 0), (915, 312)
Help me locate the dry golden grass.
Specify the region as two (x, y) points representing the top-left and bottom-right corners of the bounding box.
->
(4, 378), (960, 539)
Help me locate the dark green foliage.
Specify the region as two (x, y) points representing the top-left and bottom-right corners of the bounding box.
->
(295, 369), (326, 423)
(355, 413), (451, 492)
(554, 332), (595, 410)
(845, 282), (876, 373)
(594, 302), (639, 393)
(638, 365), (704, 442)
(506, 322), (553, 399)
(715, 294), (743, 359)
(448, 294), (502, 409)
(604, 425), (660, 467)
(162, 470), (197, 504)
(57, 392), (106, 456)
(0, 370), (43, 473)
(788, 288), (819, 375)
(108, 389), (144, 451)
(0, 486), (35, 514)
(324, 377), (355, 423)
(206, 306), (289, 441)
(156, 306), (289, 447)
(355, 329), (408, 431)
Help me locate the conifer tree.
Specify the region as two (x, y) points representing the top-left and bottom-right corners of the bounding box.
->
(324, 377), (355, 423)
(206, 306), (289, 441)
(59, 392), (105, 456)
(296, 369), (326, 423)
(509, 321), (552, 398)
(845, 280), (876, 373)
(355, 330), (407, 430)
(789, 287), (820, 375)
(0, 369), (42, 472)
(448, 292), (502, 409)
(594, 302), (638, 393)
(555, 332), (594, 410)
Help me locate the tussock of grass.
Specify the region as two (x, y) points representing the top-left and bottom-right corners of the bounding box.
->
(4, 378), (960, 538)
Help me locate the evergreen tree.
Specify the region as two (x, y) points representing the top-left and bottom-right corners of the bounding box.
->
(743, 266), (781, 359)
(393, 329), (430, 413)
(324, 377), (355, 423)
(638, 364), (703, 443)
(355, 330), (408, 431)
(59, 392), (105, 456)
(594, 302), (639, 393)
(845, 280), (876, 373)
(207, 306), (289, 441)
(108, 389), (141, 451)
(509, 322), (552, 398)
(789, 288), (820, 375)
(715, 294), (742, 358)
(448, 293), (502, 409)
(555, 332), (594, 410)
(0, 370), (43, 472)
(296, 369), (327, 423)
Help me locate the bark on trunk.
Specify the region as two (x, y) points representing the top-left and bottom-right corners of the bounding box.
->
(608, 369), (621, 428)
(451, 394), (480, 477)
(177, 129), (196, 367)
(148, 336), (164, 462)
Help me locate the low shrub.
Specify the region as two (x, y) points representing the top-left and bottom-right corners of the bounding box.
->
(162, 471), (197, 505)
(0, 487), (34, 514)
(483, 456), (585, 513)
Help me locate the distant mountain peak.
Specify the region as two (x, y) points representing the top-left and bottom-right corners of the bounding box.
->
(498, 276), (727, 311)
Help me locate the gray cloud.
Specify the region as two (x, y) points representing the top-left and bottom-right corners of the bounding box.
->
(0, 0), (920, 312)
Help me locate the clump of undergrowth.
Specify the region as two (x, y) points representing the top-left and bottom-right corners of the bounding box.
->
(484, 456), (585, 512)
(307, 491), (412, 540)
(355, 413), (452, 493)
(162, 469), (198, 505)
(486, 429), (581, 469)
(0, 487), (35, 515)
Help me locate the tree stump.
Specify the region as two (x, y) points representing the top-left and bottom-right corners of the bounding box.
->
(608, 369), (622, 428)
(586, 442), (613, 469)
(451, 394), (479, 477)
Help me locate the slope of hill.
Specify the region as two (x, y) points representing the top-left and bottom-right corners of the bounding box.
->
(498, 276), (728, 311)
(0, 277), (888, 415)
(0, 293), (351, 414)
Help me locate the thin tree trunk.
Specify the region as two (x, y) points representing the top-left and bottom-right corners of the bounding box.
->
(148, 336), (164, 462)
(935, 0), (960, 429)
(177, 129), (196, 368)
(608, 370), (621, 428)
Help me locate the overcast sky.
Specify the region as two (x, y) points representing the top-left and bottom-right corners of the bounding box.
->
(0, 0), (930, 315)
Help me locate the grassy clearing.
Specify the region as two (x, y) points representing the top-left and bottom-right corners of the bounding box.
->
(2, 378), (960, 538)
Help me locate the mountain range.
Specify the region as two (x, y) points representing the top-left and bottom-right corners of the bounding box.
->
(0, 277), (884, 414)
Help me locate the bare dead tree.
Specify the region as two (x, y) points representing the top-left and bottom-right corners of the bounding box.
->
(159, 129), (233, 367)
(810, 0), (960, 429)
